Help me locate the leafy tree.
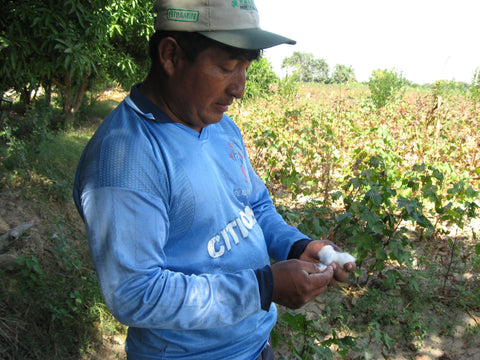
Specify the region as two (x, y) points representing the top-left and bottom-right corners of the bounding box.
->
(1, 0), (110, 124)
(368, 69), (405, 108)
(282, 52), (329, 83)
(0, 0), (154, 125)
(244, 56), (279, 100)
(0, 2), (43, 104)
(331, 64), (356, 84)
(103, 0), (155, 89)
(428, 80), (469, 95)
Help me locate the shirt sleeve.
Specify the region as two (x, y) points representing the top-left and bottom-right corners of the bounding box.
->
(254, 239), (311, 311)
(80, 187), (264, 330)
(288, 239), (312, 259)
(254, 265), (274, 311)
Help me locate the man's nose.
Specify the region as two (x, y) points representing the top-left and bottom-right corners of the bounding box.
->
(227, 69), (247, 99)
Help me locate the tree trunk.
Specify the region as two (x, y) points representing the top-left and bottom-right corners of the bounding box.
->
(44, 80), (52, 108)
(20, 86), (31, 107)
(53, 71), (89, 127)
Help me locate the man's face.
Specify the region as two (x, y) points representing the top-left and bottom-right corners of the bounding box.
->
(167, 46), (252, 132)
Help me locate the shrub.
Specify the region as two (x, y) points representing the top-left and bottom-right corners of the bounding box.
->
(244, 56), (279, 100)
(368, 69), (405, 108)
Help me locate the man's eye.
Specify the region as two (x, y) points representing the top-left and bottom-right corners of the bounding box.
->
(220, 61), (238, 73)
(221, 66), (235, 73)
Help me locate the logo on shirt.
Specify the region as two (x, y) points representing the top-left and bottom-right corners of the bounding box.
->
(229, 143), (248, 184)
(207, 205), (258, 258)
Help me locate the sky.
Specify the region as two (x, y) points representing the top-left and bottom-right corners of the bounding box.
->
(255, 0), (480, 84)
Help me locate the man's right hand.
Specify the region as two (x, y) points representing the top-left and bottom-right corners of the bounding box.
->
(271, 259), (334, 309)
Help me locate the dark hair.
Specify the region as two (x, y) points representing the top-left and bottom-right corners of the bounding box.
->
(149, 31), (261, 66)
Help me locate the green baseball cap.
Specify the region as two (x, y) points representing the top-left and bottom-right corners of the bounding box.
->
(153, 0), (296, 50)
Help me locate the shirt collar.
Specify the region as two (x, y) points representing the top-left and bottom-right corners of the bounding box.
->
(129, 83), (173, 123)
(128, 82), (211, 140)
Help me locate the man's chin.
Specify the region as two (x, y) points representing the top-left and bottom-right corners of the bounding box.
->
(203, 113), (225, 126)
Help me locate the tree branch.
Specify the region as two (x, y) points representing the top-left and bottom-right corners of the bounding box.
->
(51, 77), (66, 92)
(0, 222), (35, 252)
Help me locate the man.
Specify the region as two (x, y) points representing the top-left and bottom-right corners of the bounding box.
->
(73, 1), (355, 359)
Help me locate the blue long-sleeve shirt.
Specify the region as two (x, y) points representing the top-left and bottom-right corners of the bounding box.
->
(73, 84), (310, 359)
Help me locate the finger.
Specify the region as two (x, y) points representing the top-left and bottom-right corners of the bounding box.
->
(344, 262), (356, 272)
(331, 262), (349, 283)
(329, 243), (343, 252)
(307, 265), (334, 288)
(302, 260), (327, 274)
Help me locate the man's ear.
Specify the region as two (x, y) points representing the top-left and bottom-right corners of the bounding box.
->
(157, 37), (182, 76)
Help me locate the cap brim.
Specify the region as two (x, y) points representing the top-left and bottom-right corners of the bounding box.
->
(198, 28), (296, 50)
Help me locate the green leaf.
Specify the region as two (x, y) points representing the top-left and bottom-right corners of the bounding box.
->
(365, 188), (382, 206)
(432, 168), (444, 182)
(331, 190), (343, 201)
(336, 212), (353, 224)
(376, 247), (388, 262)
(413, 164), (426, 172)
(281, 312), (306, 332)
(64, 55), (71, 69)
(466, 185), (479, 199)
(448, 180), (466, 195)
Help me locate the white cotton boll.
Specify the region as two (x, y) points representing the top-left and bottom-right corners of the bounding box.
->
(318, 245), (355, 268)
(317, 263), (328, 271)
(318, 245), (337, 266)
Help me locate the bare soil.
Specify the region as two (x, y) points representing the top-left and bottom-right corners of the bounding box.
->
(274, 291), (480, 360)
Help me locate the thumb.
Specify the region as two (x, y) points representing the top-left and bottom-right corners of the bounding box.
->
(307, 265), (334, 287)
(302, 260), (329, 274)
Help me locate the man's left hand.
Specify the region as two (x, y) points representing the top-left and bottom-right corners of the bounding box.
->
(299, 240), (356, 283)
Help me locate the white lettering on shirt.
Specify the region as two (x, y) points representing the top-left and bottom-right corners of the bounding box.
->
(207, 205), (258, 258)
(207, 235), (225, 258)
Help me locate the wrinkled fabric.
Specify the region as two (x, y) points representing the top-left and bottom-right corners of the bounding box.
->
(73, 84), (308, 359)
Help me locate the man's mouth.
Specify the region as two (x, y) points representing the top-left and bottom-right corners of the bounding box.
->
(216, 102), (232, 113)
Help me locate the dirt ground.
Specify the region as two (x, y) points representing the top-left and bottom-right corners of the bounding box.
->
(1, 186), (479, 360)
(96, 313), (480, 360)
(274, 296), (480, 360)
(95, 298), (480, 360)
